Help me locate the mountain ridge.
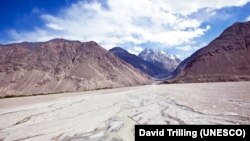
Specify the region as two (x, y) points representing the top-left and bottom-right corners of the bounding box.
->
(0, 39), (151, 97)
(168, 21), (250, 83)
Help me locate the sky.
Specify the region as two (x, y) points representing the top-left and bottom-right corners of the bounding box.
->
(0, 0), (250, 60)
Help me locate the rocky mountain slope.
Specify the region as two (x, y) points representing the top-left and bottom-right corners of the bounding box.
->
(0, 39), (150, 97)
(109, 47), (167, 78)
(138, 48), (181, 73)
(170, 21), (250, 83)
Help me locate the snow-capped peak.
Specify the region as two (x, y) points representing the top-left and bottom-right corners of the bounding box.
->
(160, 51), (166, 55)
(138, 48), (181, 72)
(169, 54), (177, 60)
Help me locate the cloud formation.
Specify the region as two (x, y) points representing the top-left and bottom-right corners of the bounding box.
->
(127, 46), (144, 55)
(7, 0), (250, 52)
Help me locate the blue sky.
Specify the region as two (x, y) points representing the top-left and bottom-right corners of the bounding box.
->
(0, 0), (250, 60)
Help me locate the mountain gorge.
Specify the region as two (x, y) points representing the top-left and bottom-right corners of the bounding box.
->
(109, 47), (167, 78)
(0, 39), (150, 97)
(170, 21), (250, 83)
(110, 47), (181, 79)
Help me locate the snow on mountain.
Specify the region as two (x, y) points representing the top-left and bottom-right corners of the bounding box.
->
(138, 48), (181, 72)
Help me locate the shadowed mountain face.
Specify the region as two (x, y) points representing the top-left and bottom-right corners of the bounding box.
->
(0, 39), (150, 97)
(171, 21), (250, 83)
(109, 47), (167, 78)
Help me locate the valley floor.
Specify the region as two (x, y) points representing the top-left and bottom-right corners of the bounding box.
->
(0, 82), (250, 141)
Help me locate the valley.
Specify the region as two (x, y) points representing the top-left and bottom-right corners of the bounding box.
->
(0, 81), (250, 141)
(1, 1), (250, 141)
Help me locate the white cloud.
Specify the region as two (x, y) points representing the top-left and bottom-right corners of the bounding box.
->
(175, 42), (209, 60)
(176, 45), (193, 51)
(160, 0), (249, 15)
(127, 46), (144, 55)
(246, 15), (250, 21)
(7, 0), (250, 50)
(176, 42), (208, 51)
(175, 54), (182, 59)
(46, 23), (65, 30)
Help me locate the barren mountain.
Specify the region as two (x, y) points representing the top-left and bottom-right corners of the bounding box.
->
(170, 21), (250, 83)
(109, 47), (167, 78)
(0, 39), (150, 97)
(138, 48), (181, 75)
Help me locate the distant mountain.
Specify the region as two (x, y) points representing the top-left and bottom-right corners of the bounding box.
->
(109, 47), (167, 78)
(0, 39), (151, 97)
(138, 48), (181, 72)
(169, 21), (250, 83)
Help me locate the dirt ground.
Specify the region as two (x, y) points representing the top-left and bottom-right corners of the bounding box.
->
(0, 82), (250, 141)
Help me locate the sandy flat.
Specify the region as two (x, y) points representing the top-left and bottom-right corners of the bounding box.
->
(0, 82), (250, 141)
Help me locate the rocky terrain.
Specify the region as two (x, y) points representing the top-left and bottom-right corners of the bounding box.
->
(0, 39), (150, 97)
(109, 47), (167, 78)
(0, 81), (250, 141)
(170, 21), (250, 83)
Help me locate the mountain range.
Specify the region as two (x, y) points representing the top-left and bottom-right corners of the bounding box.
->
(109, 47), (181, 79)
(0, 21), (250, 97)
(0, 39), (150, 97)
